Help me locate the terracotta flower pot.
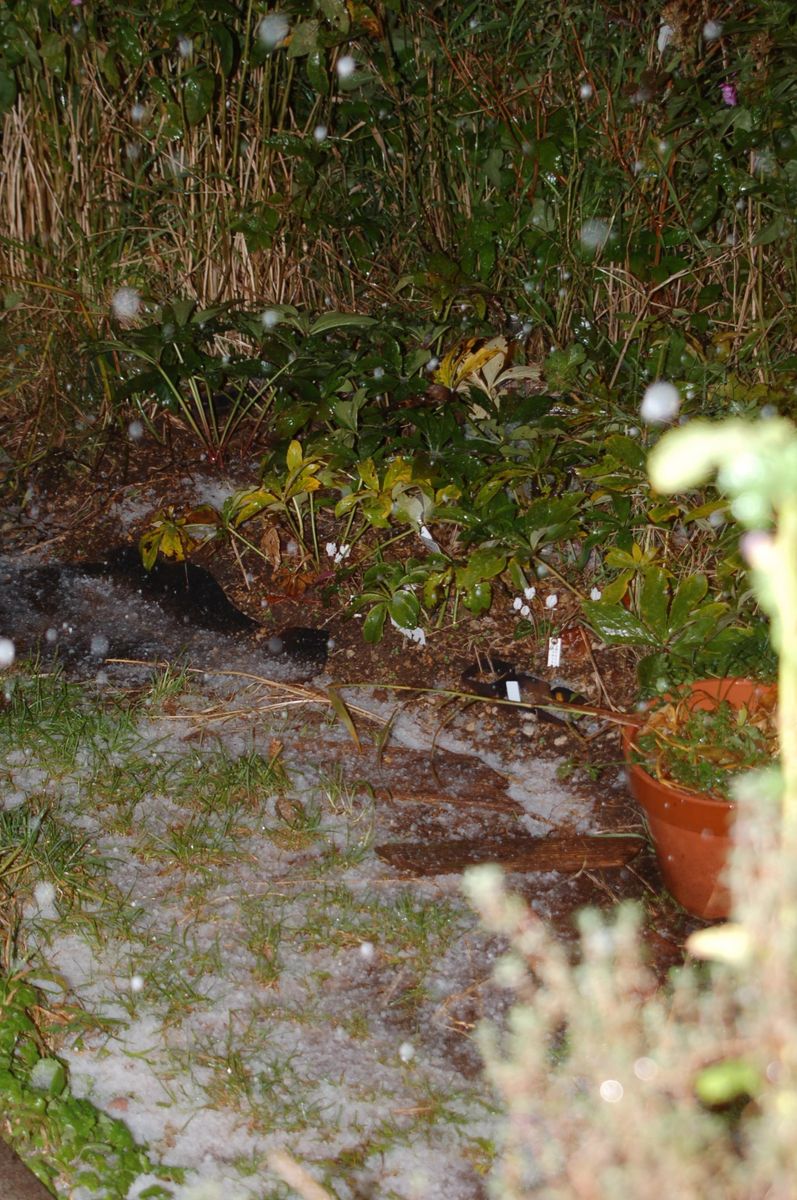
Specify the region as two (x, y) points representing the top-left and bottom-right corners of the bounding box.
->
(621, 678), (776, 921)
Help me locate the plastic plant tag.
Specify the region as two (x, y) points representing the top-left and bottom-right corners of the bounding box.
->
(419, 525), (441, 552)
(547, 637), (562, 668)
(505, 679), (521, 702)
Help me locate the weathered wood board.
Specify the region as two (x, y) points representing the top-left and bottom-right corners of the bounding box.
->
(376, 833), (644, 875)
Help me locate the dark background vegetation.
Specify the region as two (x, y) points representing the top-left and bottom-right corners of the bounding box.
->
(2, 0), (796, 674)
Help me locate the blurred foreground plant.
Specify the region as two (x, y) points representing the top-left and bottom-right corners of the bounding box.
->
(466, 416), (797, 1198)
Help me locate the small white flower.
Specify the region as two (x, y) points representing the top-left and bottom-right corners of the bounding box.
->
(313, 124), (328, 142)
(640, 380), (680, 424)
(257, 13), (290, 49)
(524, 586), (536, 600)
(111, 287), (141, 321)
(512, 597), (523, 611)
(703, 20), (723, 41)
(0, 638), (15, 668)
(590, 587), (602, 601)
(334, 544), (351, 565)
(336, 55), (356, 79)
(325, 542), (338, 558)
(545, 594), (558, 609)
(520, 604), (531, 618)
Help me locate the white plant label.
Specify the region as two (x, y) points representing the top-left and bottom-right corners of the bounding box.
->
(547, 637), (562, 668)
(419, 525), (441, 552)
(505, 679), (521, 702)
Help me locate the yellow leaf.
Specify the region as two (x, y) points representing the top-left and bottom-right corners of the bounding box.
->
(230, 488), (278, 527)
(157, 525), (188, 561)
(286, 439), (303, 473)
(451, 341), (506, 392)
(357, 457), (380, 491)
(383, 457), (413, 490)
(326, 686), (362, 751)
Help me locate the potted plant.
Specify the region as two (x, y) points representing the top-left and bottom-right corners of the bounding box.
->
(620, 677), (777, 919)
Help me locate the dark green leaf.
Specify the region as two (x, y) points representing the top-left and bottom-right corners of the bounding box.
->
(388, 589), (420, 629)
(309, 312), (378, 335)
(463, 581), (492, 614)
(211, 24), (236, 76)
(363, 603), (387, 643)
(582, 602), (660, 647)
(0, 70), (17, 115)
(669, 573), (709, 630)
(287, 19), (320, 59)
(115, 21), (144, 68)
(183, 72), (215, 127)
(639, 567), (670, 641)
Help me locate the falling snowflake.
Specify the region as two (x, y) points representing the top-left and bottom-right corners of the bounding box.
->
(579, 218), (612, 252)
(90, 634), (110, 657)
(703, 20), (723, 41)
(0, 638), (15, 667)
(657, 23), (674, 53)
(641, 381), (680, 424)
(111, 287), (142, 321)
(336, 55), (356, 79)
(258, 13), (290, 48)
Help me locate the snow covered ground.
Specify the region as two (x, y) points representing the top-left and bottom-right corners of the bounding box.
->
(0, 547), (599, 1199)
